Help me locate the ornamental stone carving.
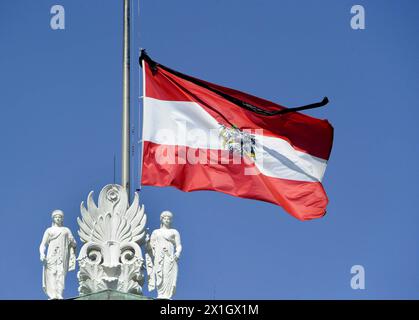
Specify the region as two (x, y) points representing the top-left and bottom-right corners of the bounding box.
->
(77, 184), (147, 295)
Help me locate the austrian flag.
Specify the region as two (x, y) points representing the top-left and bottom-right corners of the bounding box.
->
(139, 51), (334, 221)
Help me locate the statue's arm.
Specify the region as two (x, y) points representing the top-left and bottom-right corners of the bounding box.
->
(144, 232), (153, 254)
(67, 228), (77, 248)
(174, 230), (182, 260)
(149, 231), (157, 252)
(39, 229), (49, 262)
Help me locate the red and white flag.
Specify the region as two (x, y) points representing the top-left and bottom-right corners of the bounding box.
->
(140, 52), (333, 221)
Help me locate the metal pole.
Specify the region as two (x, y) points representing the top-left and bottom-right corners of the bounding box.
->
(122, 0), (131, 200)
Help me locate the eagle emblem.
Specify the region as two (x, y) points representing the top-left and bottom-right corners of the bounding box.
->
(219, 124), (256, 160)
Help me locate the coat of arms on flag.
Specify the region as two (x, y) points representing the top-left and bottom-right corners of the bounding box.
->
(219, 124), (256, 161)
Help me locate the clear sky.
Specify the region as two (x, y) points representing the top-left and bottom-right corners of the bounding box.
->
(1, 0), (419, 300)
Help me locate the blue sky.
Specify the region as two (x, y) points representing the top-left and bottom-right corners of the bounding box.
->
(1, 0), (419, 299)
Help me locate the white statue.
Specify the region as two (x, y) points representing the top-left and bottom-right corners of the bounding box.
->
(77, 184), (147, 295)
(146, 211), (182, 299)
(39, 210), (77, 300)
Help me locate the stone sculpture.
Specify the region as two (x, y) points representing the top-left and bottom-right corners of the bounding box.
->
(77, 184), (147, 295)
(39, 210), (76, 300)
(146, 211), (182, 299)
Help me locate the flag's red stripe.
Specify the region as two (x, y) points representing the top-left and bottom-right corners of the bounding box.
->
(141, 141), (328, 221)
(145, 64), (333, 160)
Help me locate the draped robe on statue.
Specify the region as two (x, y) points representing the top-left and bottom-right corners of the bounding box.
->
(41, 227), (76, 299)
(148, 229), (179, 299)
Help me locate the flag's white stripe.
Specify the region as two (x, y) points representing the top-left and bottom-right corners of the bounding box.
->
(143, 97), (222, 149)
(143, 97), (327, 182)
(254, 136), (327, 182)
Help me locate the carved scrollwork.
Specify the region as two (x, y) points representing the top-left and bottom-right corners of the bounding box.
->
(87, 249), (102, 265)
(120, 247), (136, 265)
(77, 184), (147, 296)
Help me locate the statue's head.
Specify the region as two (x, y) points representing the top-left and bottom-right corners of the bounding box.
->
(51, 209), (64, 226)
(160, 210), (173, 228)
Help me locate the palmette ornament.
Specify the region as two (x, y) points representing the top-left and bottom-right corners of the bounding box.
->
(77, 184), (147, 295)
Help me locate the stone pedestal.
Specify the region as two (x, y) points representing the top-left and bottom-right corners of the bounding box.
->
(73, 289), (152, 300)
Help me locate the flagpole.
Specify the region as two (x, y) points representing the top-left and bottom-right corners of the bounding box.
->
(139, 56), (145, 189)
(122, 0), (131, 200)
